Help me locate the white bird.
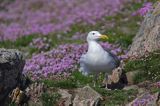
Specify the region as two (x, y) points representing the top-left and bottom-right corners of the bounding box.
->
(79, 31), (120, 87)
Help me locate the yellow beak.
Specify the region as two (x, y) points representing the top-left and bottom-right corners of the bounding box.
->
(99, 35), (109, 40)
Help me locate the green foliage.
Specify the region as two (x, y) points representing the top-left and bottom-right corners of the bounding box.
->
(42, 79), (77, 89)
(94, 87), (138, 105)
(42, 71), (103, 89)
(14, 35), (35, 47)
(150, 87), (160, 94)
(125, 60), (146, 72)
(125, 51), (160, 83)
(28, 47), (39, 55)
(0, 35), (35, 48)
(49, 34), (59, 47)
(42, 71), (94, 89)
(71, 71), (93, 86)
(41, 92), (61, 106)
(133, 71), (147, 84)
(107, 31), (133, 48)
(9, 102), (16, 106)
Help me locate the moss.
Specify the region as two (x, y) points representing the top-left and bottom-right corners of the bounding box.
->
(71, 71), (93, 86)
(42, 71), (103, 89)
(41, 92), (61, 106)
(42, 79), (77, 89)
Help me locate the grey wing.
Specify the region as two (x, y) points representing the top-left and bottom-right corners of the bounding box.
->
(105, 48), (120, 68)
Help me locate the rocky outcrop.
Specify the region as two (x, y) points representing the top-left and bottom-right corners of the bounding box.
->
(128, 2), (160, 58)
(73, 86), (102, 106)
(0, 48), (25, 105)
(127, 92), (160, 106)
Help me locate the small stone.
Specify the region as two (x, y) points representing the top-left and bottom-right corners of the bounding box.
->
(73, 86), (102, 106)
(138, 88), (146, 95)
(126, 71), (139, 85)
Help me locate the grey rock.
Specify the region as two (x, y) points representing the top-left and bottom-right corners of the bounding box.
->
(128, 2), (160, 58)
(73, 86), (102, 106)
(0, 48), (25, 105)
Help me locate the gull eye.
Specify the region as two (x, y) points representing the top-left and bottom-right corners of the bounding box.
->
(92, 33), (95, 35)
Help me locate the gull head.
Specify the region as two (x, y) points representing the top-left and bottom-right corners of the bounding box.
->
(87, 31), (108, 42)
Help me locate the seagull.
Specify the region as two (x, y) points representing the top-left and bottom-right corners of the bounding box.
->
(79, 31), (120, 87)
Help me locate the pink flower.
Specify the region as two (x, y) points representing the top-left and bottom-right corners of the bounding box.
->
(133, 2), (153, 16)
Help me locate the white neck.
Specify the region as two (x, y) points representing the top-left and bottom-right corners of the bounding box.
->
(87, 41), (104, 53)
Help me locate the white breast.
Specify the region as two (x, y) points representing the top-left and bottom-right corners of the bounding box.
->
(80, 41), (115, 74)
(85, 50), (113, 73)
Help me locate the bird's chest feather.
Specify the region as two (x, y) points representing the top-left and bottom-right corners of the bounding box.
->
(84, 41), (113, 70)
(85, 51), (110, 66)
